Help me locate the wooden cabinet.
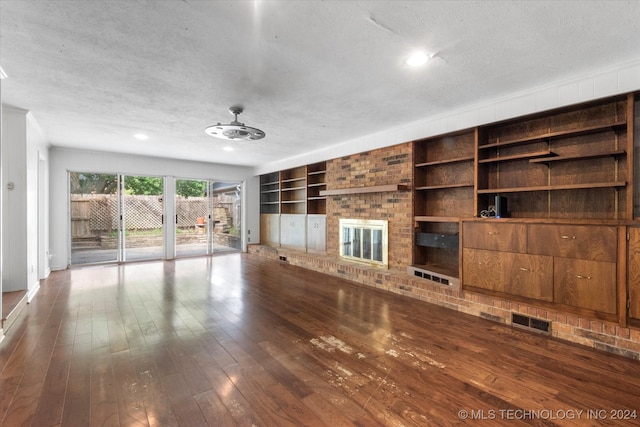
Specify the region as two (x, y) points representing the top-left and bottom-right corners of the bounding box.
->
(463, 248), (553, 301)
(280, 214), (306, 250)
(259, 163), (327, 252)
(462, 220), (620, 316)
(629, 228), (640, 321)
(554, 258), (617, 314)
(306, 214), (326, 253)
(528, 225), (617, 262)
(412, 131), (475, 284)
(462, 222), (527, 253)
(260, 214), (280, 247)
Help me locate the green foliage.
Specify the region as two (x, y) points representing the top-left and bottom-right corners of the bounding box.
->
(70, 173), (117, 194)
(228, 225), (240, 236)
(176, 180), (207, 198)
(70, 173), (164, 195)
(124, 176), (163, 195)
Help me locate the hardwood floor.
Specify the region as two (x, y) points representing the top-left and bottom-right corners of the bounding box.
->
(1, 253), (639, 426)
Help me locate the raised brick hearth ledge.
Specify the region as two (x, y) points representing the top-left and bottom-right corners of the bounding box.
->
(248, 244), (640, 360)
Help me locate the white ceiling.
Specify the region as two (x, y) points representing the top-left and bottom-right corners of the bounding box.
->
(1, 0), (639, 169)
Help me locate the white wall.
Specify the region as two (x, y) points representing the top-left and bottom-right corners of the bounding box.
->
(1, 106), (49, 298)
(49, 147), (257, 270)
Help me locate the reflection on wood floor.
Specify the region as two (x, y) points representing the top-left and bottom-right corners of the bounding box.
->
(1, 253), (639, 426)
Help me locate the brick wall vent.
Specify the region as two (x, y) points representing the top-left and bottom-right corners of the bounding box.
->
(512, 313), (551, 335)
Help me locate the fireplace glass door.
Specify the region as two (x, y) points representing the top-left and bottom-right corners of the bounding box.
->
(339, 219), (388, 268)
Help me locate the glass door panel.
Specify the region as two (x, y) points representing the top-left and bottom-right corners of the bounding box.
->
(122, 175), (164, 262)
(175, 179), (209, 257)
(210, 182), (242, 254)
(69, 172), (119, 265)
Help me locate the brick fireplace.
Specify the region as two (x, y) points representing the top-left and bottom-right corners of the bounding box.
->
(325, 143), (413, 272)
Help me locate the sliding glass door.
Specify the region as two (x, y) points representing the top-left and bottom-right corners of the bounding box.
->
(121, 175), (164, 262)
(70, 173), (241, 265)
(70, 172), (164, 265)
(175, 179), (242, 257)
(175, 179), (209, 257)
(70, 172), (119, 265)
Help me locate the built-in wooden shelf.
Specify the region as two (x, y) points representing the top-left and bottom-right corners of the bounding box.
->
(281, 200), (305, 204)
(307, 183), (326, 188)
(281, 177), (306, 184)
(281, 186), (305, 192)
(415, 155), (475, 167)
(478, 121), (626, 150)
(307, 170), (326, 176)
(529, 149), (626, 164)
(414, 216), (461, 223)
(478, 150), (551, 164)
(477, 181), (626, 194)
(320, 184), (408, 196)
(415, 183), (473, 191)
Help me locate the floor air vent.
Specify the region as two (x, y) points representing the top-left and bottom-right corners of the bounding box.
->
(512, 313), (551, 335)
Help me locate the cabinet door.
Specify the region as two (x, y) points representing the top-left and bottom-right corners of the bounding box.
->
(280, 214), (306, 249)
(505, 253), (554, 301)
(629, 228), (640, 320)
(462, 222), (527, 253)
(306, 215), (326, 252)
(462, 248), (503, 291)
(528, 225), (616, 262)
(554, 258), (617, 314)
(260, 214), (280, 247)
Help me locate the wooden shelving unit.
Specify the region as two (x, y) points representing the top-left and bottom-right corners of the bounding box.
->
(476, 95), (630, 220)
(260, 162), (327, 252)
(463, 94), (635, 322)
(259, 172), (280, 214)
(280, 166), (307, 215)
(411, 130), (476, 287)
(307, 162), (327, 215)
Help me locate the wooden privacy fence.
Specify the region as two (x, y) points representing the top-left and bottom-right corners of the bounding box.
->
(71, 194), (236, 237)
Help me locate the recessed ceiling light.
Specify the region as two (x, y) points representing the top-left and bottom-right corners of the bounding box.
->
(134, 133), (148, 140)
(223, 146), (234, 152)
(406, 51), (430, 67)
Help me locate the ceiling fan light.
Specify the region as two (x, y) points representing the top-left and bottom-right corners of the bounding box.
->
(205, 106), (265, 141)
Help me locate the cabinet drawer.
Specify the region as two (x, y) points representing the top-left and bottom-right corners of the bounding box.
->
(463, 222), (527, 252)
(528, 225), (616, 262)
(554, 258), (616, 314)
(463, 249), (553, 301)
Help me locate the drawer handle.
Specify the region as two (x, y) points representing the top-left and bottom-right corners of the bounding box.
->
(478, 261), (487, 265)
(487, 231), (499, 235)
(575, 275), (592, 280)
(560, 235), (576, 240)
(519, 267), (533, 272)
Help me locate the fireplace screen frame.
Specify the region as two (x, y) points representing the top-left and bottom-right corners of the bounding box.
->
(339, 219), (388, 268)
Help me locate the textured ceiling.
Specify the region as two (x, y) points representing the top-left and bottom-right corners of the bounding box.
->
(1, 0), (639, 168)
